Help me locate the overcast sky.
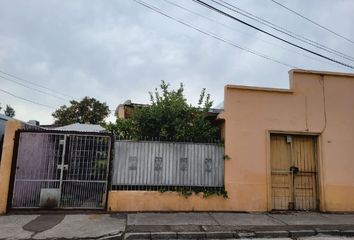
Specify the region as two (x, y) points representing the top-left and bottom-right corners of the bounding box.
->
(0, 0), (353, 124)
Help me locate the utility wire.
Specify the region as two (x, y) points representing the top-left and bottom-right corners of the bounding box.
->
(270, 0), (354, 45)
(215, 0), (354, 62)
(0, 75), (69, 101)
(193, 0), (354, 70)
(164, 0), (348, 70)
(0, 88), (56, 109)
(0, 69), (75, 99)
(134, 0), (297, 69)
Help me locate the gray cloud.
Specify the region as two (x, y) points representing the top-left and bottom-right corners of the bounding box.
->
(0, 0), (353, 124)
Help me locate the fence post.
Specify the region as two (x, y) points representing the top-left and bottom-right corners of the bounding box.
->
(0, 120), (22, 214)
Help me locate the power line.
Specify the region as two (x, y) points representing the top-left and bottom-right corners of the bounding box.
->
(215, 0), (354, 62)
(0, 69), (75, 99)
(193, 0), (354, 70)
(0, 75), (69, 101)
(270, 0), (354, 45)
(0, 88), (56, 109)
(164, 0), (348, 70)
(134, 0), (297, 69)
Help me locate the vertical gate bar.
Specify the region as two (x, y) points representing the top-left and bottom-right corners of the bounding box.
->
(298, 136), (308, 210)
(58, 134), (67, 207)
(312, 136), (317, 209)
(94, 136), (98, 181)
(73, 135), (78, 206)
(98, 135), (102, 180)
(78, 135), (84, 206)
(307, 137), (310, 209)
(314, 136), (317, 209)
(304, 137), (313, 210)
(301, 137), (305, 209)
(70, 136), (75, 207)
(305, 137), (310, 210)
(84, 135), (90, 205)
(104, 136), (111, 207)
(284, 136), (287, 209)
(305, 137), (309, 210)
(85, 135), (89, 181)
(301, 136), (304, 210)
(73, 135), (77, 183)
(303, 137), (306, 210)
(310, 137), (313, 209)
(313, 137), (319, 210)
(297, 136), (301, 210)
(290, 136), (295, 210)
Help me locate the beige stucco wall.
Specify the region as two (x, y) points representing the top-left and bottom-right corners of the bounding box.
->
(108, 69), (354, 212)
(0, 120), (22, 214)
(108, 191), (229, 212)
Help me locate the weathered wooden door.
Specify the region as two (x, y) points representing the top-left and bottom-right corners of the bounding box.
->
(270, 134), (318, 211)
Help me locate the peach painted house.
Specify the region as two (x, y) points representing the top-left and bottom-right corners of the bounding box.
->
(221, 69), (354, 212)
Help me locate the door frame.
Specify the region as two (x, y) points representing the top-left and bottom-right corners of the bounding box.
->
(266, 130), (324, 211)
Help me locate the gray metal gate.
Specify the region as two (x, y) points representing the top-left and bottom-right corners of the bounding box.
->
(11, 131), (111, 209)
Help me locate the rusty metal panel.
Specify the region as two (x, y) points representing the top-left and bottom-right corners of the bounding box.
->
(270, 134), (318, 211)
(112, 140), (224, 188)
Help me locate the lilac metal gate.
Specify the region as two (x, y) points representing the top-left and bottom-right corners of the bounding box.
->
(11, 130), (111, 209)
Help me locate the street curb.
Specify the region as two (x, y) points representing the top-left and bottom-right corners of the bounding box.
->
(121, 228), (354, 239)
(151, 232), (177, 239)
(316, 229), (341, 236)
(255, 230), (289, 238)
(290, 230), (316, 237)
(124, 232), (151, 239)
(342, 230), (354, 237)
(98, 232), (124, 240)
(237, 231), (256, 238)
(205, 231), (235, 239)
(177, 232), (206, 239)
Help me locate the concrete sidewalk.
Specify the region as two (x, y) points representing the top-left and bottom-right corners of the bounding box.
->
(1, 212), (354, 239)
(0, 214), (125, 239)
(126, 212), (354, 239)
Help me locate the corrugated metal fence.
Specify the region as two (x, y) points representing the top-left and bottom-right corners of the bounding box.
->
(112, 140), (224, 189)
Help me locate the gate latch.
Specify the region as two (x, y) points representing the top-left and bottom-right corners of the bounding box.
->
(57, 164), (68, 171)
(290, 166), (299, 174)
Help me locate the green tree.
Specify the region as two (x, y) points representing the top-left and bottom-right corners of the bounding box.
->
(106, 81), (219, 142)
(104, 118), (136, 139)
(4, 105), (15, 117)
(52, 97), (110, 125)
